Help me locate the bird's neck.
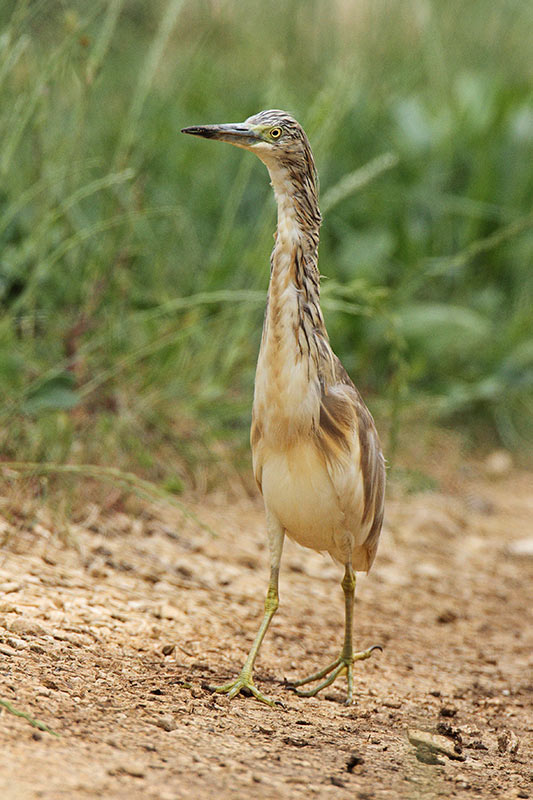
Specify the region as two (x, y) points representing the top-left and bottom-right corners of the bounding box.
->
(265, 158), (322, 319)
(253, 162), (331, 444)
(269, 159), (321, 265)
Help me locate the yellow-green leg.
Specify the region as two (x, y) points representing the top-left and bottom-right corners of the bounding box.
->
(210, 519), (284, 706)
(290, 564), (382, 705)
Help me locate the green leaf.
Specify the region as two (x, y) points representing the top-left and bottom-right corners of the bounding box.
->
(396, 303), (491, 356)
(22, 373), (80, 415)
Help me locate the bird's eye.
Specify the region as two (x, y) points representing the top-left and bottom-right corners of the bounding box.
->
(269, 127), (283, 140)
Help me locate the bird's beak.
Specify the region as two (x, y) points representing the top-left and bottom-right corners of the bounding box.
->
(181, 122), (259, 149)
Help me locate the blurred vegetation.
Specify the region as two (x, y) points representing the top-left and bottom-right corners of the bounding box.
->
(0, 0), (532, 493)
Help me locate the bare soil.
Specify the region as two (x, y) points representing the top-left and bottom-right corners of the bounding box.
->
(0, 460), (532, 799)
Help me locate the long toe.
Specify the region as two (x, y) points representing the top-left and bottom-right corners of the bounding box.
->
(289, 645), (382, 704)
(288, 657), (342, 689)
(208, 673), (280, 707)
(293, 661), (346, 698)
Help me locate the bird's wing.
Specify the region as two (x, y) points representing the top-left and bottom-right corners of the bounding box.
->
(316, 359), (385, 571)
(250, 410), (264, 494)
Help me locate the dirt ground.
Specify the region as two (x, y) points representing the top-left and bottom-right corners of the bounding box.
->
(0, 456), (532, 799)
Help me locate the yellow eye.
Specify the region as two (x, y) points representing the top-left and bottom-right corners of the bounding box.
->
(269, 127), (283, 140)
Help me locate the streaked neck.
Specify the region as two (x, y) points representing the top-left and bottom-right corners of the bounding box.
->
(267, 160), (321, 264)
(252, 159), (328, 443)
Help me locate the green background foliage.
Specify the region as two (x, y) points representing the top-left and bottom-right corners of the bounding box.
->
(1, 0), (532, 488)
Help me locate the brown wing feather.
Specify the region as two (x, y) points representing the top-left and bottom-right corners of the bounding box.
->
(318, 356), (386, 571)
(354, 395), (385, 570)
(250, 411), (264, 494)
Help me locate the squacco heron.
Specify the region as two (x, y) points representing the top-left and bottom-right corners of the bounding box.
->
(182, 110), (385, 706)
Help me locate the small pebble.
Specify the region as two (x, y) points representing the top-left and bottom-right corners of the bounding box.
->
(112, 762), (145, 778)
(507, 538), (533, 558)
(465, 495), (494, 514)
(6, 637), (28, 650)
(436, 722), (462, 742)
(9, 619), (47, 636)
(465, 740), (487, 751)
(152, 715), (176, 732)
(0, 582), (21, 594)
(437, 610), (457, 624)
(283, 736), (309, 747)
(106, 736), (119, 748)
(346, 753), (364, 772)
(498, 730), (519, 754)
(253, 725), (274, 735)
(439, 706), (457, 718)
(210, 693), (230, 708)
(484, 449), (513, 476)
(408, 729), (465, 761)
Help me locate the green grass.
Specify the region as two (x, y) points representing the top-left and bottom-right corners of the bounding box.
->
(1, 0), (532, 491)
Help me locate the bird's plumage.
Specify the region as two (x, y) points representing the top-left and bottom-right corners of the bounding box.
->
(181, 109), (385, 705)
(245, 111), (385, 571)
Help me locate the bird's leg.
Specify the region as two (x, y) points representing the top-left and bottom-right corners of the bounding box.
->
(210, 520), (284, 707)
(290, 564), (382, 705)
(212, 568), (280, 705)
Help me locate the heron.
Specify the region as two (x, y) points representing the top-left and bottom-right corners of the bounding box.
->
(181, 110), (385, 706)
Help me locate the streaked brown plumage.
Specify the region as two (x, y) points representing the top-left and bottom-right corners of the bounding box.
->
(182, 110), (385, 705)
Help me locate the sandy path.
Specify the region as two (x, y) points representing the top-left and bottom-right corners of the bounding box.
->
(0, 466), (531, 799)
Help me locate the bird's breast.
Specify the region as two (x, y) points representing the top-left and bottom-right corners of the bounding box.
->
(260, 441), (344, 554)
(253, 354), (320, 444)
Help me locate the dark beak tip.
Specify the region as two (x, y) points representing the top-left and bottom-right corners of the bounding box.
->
(181, 126), (217, 139)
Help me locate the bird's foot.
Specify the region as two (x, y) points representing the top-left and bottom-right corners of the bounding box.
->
(288, 644), (382, 705)
(207, 670), (283, 708)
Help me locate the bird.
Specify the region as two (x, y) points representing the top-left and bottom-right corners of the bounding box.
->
(181, 110), (385, 706)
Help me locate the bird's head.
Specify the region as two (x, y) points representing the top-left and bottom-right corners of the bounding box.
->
(182, 109), (318, 191)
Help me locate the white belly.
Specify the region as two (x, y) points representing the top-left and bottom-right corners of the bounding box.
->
(261, 441), (345, 555)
